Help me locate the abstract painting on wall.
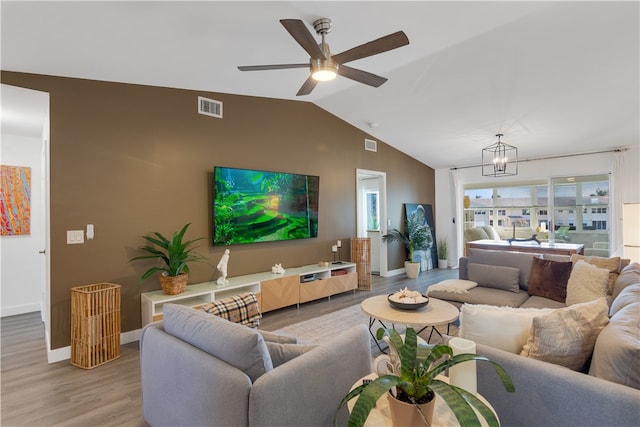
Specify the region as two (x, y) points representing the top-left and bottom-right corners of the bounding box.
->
(1, 165), (32, 236)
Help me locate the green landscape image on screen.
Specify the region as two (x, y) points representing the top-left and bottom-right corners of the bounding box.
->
(213, 167), (319, 245)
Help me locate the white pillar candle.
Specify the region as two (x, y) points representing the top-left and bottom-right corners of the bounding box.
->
(332, 245), (338, 253)
(337, 240), (342, 248)
(449, 337), (477, 395)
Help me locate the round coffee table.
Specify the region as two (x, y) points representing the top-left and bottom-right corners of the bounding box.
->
(361, 295), (459, 352)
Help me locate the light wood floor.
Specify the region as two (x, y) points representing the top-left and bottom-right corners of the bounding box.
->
(1, 268), (457, 426)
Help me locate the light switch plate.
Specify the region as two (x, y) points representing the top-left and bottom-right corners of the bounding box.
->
(67, 230), (84, 244)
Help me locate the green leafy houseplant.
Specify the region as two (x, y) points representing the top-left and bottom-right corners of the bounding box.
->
(129, 223), (209, 284)
(437, 239), (447, 260)
(382, 211), (432, 263)
(336, 327), (515, 427)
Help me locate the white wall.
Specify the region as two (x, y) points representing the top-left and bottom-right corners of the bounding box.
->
(435, 145), (640, 266)
(1, 133), (45, 316)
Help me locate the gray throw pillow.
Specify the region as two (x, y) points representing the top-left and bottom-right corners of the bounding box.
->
(467, 263), (520, 293)
(163, 303), (273, 382)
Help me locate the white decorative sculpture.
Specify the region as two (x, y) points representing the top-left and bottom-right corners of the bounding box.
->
(216, 249), (230, 285)
(271, 263), (285, 274)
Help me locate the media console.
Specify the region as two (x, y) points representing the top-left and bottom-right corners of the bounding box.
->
(140, 262), (357, 326)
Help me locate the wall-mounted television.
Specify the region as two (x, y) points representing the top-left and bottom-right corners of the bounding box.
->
(213, 166), (319, 246)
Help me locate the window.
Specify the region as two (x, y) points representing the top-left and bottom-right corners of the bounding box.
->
(464, 174), (610, 253)
(365, 191), (379, 231)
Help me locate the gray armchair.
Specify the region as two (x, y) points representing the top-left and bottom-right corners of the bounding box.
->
(140, 304), (372, 427)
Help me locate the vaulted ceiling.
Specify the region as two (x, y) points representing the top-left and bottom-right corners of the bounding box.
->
(2, 1), (638, 169)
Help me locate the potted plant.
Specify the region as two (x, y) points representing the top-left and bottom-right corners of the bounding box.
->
(130, 223), (209, 295)
(382, 212), (432, 279)
(437, 239), (448, 269)
(336, 327), (515, 427)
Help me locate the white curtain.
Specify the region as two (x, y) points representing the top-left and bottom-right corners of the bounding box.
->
(611, 150), (626, 257)
(450, 168), (462, 263)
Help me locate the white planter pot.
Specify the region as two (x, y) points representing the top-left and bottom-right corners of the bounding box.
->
(438, 259), (448, 269)
(404, 261), (420, 279)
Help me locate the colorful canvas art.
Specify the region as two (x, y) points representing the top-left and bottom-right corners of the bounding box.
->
(1, 165), (32, 236)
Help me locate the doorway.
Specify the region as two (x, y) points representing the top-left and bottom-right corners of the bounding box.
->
(356, 169), (388, 277)
(0, 84), (51, 357)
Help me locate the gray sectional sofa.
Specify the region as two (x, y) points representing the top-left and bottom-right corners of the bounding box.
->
(428, 248), (640, 426)
(140, 304), (372, 427)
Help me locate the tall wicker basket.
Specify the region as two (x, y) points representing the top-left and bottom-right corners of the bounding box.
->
(351, 237), (372, 290)
(71, 283), (121, 369)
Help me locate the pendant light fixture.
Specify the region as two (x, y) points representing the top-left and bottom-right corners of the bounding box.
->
(482, 133), (518, 177)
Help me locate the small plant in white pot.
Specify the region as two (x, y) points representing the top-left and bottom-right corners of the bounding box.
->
(437, 239), (448, 269)
(336, 327), (515, 427)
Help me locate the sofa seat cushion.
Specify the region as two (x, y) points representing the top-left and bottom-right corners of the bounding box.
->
(468, 249), (540, 290)
(589, 302), (640, 389)
(518, 295), (566, 309)
(566, 260), (609, 306)
(163, 303), (273, 382)
(460, 304), (556, 353)
(467, 263), (520, 293)
(521, 297), (609, 372)
(427, 286), (530, 308)
(527, 257), (573, 303)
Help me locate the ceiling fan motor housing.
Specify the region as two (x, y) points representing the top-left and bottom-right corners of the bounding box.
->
(313, 18), (332, 35)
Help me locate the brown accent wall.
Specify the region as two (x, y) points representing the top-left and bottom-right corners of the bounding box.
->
(1, 71), (435, 349)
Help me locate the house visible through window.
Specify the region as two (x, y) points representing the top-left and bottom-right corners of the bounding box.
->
(463, 174), (610, 255)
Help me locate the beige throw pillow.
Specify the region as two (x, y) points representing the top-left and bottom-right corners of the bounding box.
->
(570, 254), (621, 294)
(460, 304), (556, 354)
(565, 260), (609, 305)
(520, 297), (609, 371)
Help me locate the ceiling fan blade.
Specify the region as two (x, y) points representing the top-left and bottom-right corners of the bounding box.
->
(338, 65), (388, 87)
(296, 77), (318, 96)
(238, 63), (308, 71)
(332, 31), (409, 64)
(280, 19), (326, 60)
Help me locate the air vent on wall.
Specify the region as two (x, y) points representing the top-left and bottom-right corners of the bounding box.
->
(364, 139), (377, 152)
(198, 96), (223, 118)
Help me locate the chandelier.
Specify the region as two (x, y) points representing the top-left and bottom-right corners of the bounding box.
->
(482, 133), (518, 177)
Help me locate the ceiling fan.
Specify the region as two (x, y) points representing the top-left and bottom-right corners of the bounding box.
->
(238, 18), (410, 96)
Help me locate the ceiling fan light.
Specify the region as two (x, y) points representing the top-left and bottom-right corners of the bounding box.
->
(312, 67), (337, 81)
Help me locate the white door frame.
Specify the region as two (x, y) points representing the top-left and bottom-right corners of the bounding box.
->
(356, 169), (388, 277)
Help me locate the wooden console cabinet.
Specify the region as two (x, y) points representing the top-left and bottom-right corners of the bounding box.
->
(140, 262), (357, 326)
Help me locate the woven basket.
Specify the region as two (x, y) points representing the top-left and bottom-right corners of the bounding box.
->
(159, 274), (188, 295)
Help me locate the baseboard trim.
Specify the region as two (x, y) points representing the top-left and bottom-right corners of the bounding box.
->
(0, 303), (41, 318)
(385, 268), (406, 277)
(47, 328), (142, 364)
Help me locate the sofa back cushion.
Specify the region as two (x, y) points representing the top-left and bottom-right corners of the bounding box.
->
(611, 262), (640, 300)
(589, 302), (640, 389)
(527, 257), (572, 303)
(468, 249), (539, 290)
(610, 283), (640, 316)
(163, 303), (273, 382)
(467, 263), (520, 293)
